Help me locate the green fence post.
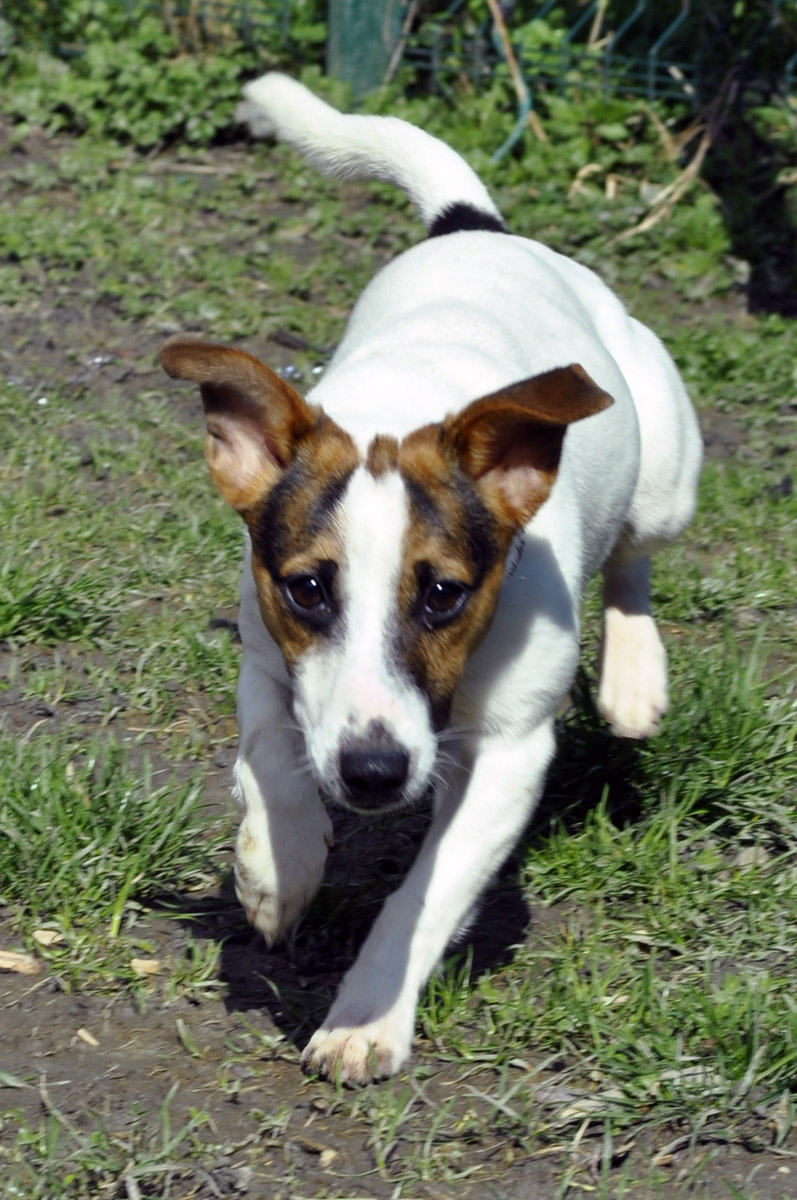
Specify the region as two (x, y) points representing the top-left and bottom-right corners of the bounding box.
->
(326, 0), (405, 96)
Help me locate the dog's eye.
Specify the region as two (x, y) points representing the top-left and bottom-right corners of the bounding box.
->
(282, 567), (337, 630)
(286, 575), (326, 611)
(420, 580), (468, 628)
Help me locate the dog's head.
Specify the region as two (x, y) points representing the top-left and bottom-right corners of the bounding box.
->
(159, 338), (611, 813)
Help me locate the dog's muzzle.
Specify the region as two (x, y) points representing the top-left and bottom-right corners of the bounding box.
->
(336, 721), (412, 812)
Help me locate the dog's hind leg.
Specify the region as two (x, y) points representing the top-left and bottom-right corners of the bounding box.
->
(233, 656), (333, 944)
(597, 554), (669, 739)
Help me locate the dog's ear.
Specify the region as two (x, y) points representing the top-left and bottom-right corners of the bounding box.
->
(159, 337), (318, 513)
(443, 363), (613, 528)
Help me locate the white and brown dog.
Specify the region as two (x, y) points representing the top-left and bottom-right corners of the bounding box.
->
(159, 74), (702, 1083)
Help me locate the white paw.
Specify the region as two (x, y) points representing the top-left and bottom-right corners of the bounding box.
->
(301, 1015), (413, 1084)
(234, 809), (333, 944)
(598, 611), (669, 739)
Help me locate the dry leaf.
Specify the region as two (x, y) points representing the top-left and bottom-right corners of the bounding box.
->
(130, 957), (162, 976)
(33, 929), (65, 947)
(0, 950), (42, 975)
(556, 1087), (625, 1123)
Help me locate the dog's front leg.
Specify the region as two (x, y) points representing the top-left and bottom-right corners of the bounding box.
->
(234, 656), (333, 944)
(301, 720), (557, 1083)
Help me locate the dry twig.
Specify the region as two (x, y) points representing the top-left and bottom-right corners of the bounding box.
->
(485, 0), (548, 142)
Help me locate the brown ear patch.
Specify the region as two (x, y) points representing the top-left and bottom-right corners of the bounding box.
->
(159, 335), (364, 665)
(443, 363), (613, 528)
(387, 365), (612, 721)
(158, 336), (323, 513)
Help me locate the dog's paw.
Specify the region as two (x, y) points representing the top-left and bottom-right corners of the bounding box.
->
(235, 871), (317, 944)
(598, 612), (669, 739)
(234, 813), (333, 944)
(301, 1017), (412, 1085)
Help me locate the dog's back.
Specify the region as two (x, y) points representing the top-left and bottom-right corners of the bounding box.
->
(240, 75), (700, 569)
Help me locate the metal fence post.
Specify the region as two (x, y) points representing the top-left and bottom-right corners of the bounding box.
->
(326, 0), (405, 95)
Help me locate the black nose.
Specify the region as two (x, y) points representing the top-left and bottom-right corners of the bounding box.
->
(338, 742), (410, 810)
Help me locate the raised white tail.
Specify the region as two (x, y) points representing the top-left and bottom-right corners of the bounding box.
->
(238, 72), (505, 233)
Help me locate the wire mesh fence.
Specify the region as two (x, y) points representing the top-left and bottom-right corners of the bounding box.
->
(399, 1), (797, 107)
(10, 1), (797, 107)
(153, 1), (797, 109)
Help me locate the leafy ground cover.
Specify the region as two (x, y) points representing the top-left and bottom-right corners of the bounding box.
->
(1, 64), (796, 1199)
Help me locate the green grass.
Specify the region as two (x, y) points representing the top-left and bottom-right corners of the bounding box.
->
(1, 732), (203, 923)
(0, 1084), (222, 1200)
(0, 381), (241, 734)
(0, 67), (796, 1199)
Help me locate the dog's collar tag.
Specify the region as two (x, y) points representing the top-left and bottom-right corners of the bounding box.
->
(504, 534), (525, 580)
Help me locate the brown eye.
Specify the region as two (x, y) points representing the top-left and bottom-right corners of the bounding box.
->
(282, 565), (337, 631)
(286, 575), (325, 610)
(420, 579), (468, 628)
(428, 581), (464, 613)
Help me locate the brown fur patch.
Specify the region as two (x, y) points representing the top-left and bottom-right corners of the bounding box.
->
(392, 428), (512, 725)
(245, 417), (360, 666)
(159, 338), (365, 665)
(365, 434), (399, 476)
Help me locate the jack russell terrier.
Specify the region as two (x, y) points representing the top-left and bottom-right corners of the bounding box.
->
(159, 74), (702, 1083)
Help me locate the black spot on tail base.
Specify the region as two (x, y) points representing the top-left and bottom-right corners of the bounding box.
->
(427, 202), (508, 239)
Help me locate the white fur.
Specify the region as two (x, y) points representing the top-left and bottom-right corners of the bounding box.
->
(231, 75), (703, 1082)
(240, 73), (501, 229)
(292, 468), (438, 807)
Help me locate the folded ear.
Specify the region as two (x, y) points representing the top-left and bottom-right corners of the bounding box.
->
(442, 364), (613, 528)
(159, 336), (318, 513)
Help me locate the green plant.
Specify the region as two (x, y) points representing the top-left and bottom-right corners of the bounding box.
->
(0, 16), (251, 148)
(0, 1084), (218, 1200)
(0, 731), (221, 935)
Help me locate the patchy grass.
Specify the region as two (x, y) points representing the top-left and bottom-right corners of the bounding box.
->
(0, 1084), (224, 1200)
(0, 79), (796, 1198)
(0, 729), (226, 978)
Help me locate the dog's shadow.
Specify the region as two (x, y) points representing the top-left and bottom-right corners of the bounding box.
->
(156, 676), (644, 1052)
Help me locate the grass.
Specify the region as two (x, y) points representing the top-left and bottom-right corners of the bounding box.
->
(0, 74), (796, 1198)
(0, 730), (222, 956)
(0, 1084), (222, 1200)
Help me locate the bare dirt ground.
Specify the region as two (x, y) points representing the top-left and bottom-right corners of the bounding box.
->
(2, 120), (794, 1199)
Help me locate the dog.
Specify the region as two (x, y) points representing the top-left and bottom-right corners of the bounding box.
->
(159, 74), (702, 1083)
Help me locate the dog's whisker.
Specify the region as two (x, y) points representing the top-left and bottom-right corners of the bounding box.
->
(429, 753), (460, 791)
(279, 717), (305, 735)
(435, 725), (476, 745)
(288, 759), (315, 780)
(433, 748), (459, 772)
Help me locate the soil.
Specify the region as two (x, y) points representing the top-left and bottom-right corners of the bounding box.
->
(1, 120), (793, 1199)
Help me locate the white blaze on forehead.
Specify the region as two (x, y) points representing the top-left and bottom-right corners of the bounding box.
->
(336, 466), (408, 711)
(290, 462), (438, 802)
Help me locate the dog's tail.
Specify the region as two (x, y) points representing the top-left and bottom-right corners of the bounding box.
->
(238, 73), (507, 237)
